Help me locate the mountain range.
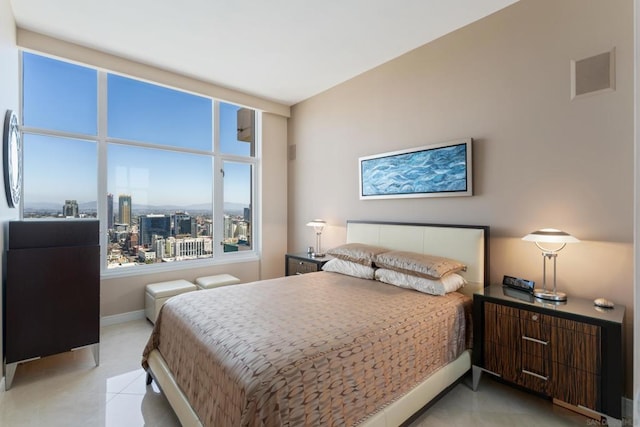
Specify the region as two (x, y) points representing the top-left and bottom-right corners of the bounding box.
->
(24, 201), (249, 215)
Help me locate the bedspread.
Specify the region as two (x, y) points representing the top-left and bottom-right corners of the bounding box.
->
(142, 271), (472, 426)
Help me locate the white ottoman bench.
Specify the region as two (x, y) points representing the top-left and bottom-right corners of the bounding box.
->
(195, 274), (241, 290)
(145, 279), (197, 323)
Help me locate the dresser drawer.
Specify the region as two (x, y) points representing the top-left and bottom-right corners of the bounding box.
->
(551, 364), (601, 411)
(519, 353), (551, 394)
(287, 257), (320, 275)
(484, 342), (519, 383)
(519, 308), (552, 342)
(551, 326), (600, 373)
(484, 302), (519, 347)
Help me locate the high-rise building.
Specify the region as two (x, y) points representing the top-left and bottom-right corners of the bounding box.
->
(172, 213), (196, 237)
(62, 200), (79, 217)
(224, 215), (234, 240)
(107, 193), (114, 229)
(243, 207), (251, 223)
(119, 195), (132, 225)
(139, 214), (171, 246)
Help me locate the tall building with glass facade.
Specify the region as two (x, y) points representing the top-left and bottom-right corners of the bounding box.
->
(172, 213), (196, 237)
(63, 200), (79, 217)
(107, 193), (114, 229)
(119, 195), (132, 225)
(139, 214), (171, 246)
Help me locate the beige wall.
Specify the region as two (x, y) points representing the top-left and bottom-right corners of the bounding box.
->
(260, 113), (289, 279)
(288, 0), (634, 397)
(0, 0), (19, 373)
(102, 261), (260, 316)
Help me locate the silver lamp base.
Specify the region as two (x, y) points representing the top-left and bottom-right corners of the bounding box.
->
(533, 288), (567, 302)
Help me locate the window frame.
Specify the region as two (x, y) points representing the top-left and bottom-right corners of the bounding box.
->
(19, 50), (261, 278)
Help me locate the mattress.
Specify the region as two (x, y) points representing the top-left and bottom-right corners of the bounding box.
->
(142, 271), (472, 426)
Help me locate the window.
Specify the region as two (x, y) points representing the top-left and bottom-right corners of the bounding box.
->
(23, 134), (97, 218)
(21, 52), (258, 274)
(222, 161), (253, 252)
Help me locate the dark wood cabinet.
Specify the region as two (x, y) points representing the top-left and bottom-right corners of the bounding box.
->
(3, 220), (100, 390)
(285, 253), (333, 276)
(473, 285), (624, 423)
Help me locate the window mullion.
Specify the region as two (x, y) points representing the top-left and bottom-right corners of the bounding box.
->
(213, 101), (223, 256)
(97, 71), (108, 273)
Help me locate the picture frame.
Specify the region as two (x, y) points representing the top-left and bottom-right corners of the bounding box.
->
(359, 138), (472, 200)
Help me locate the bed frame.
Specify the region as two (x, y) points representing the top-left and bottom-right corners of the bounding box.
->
(145, 220), (489, 426)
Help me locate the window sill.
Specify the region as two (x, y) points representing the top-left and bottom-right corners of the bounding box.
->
(100, 252), (260, 279)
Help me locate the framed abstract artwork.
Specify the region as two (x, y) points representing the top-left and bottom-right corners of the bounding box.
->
(359, 138), (472, 200)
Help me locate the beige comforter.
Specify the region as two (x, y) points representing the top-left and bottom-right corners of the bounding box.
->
(142, 271), (472, 426)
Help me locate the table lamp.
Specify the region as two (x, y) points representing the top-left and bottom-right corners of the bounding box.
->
(522, 228), (579, 302)
(306, 219), (327, 257)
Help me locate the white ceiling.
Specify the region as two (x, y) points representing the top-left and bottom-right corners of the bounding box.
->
(10, 0), (519, 106)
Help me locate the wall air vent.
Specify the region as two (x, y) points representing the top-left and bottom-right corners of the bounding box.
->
(571, 48), (615, 99)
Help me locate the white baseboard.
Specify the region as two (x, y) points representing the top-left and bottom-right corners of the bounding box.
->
(100, 310), (146, 327)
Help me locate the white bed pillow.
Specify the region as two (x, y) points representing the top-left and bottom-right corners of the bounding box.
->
(375, 268), (466, 296)
(322, 258), (375, 279)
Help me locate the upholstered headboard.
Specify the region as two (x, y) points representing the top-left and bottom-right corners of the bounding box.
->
(346, 220), (489, 286)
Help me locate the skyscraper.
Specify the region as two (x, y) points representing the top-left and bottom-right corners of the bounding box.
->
(107, 193), (114, 229)
(172, 212), (196, 237)
(62, 200), (79, 217)
(139, 214), (171, 246)
(119, 195), (132, 225)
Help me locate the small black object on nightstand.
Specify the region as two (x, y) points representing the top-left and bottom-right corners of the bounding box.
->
(502, 275), (535, 293)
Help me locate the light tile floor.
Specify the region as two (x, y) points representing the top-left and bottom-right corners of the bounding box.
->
(0, 319), (596, 426)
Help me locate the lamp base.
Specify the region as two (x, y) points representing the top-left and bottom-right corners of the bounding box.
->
(312, 252), (325, 258)
(533, 288), (567, 302)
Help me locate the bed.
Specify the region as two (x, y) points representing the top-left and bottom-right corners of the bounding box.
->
(142, 220), (489, 426)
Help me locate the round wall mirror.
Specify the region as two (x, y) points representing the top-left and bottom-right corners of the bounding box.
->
(3, 110), (22, 208)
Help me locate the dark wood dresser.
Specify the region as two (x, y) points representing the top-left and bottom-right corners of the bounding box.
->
(4, 220), (100, 390)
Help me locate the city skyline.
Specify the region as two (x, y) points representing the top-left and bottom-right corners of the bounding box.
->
(23, 194), (252, 267)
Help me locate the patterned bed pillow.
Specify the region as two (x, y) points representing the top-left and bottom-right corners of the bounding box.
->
(326, 243), (389, 267)
(322, 258), (375, 279)
(373, 250), (466, 280)
(375, 268), (467, 295)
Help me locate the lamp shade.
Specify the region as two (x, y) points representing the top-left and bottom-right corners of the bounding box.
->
(522, 228), (579, 244)
(306, 219), (326, 230)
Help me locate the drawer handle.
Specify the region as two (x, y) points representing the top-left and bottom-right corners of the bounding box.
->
(531, 314), (538, 321)
(522, 369), (548, 381)
(522, 336), (548, 345)
(298, 261), (304, 265)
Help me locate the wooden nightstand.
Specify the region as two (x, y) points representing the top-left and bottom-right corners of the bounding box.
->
(472, 284), (624, 423)
(285, 253), (333, 276)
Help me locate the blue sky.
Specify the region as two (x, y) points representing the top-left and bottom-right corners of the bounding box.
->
(22, 52), (252, 208)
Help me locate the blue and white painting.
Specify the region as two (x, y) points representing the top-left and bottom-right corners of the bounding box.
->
(359, 140), (472, 199)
